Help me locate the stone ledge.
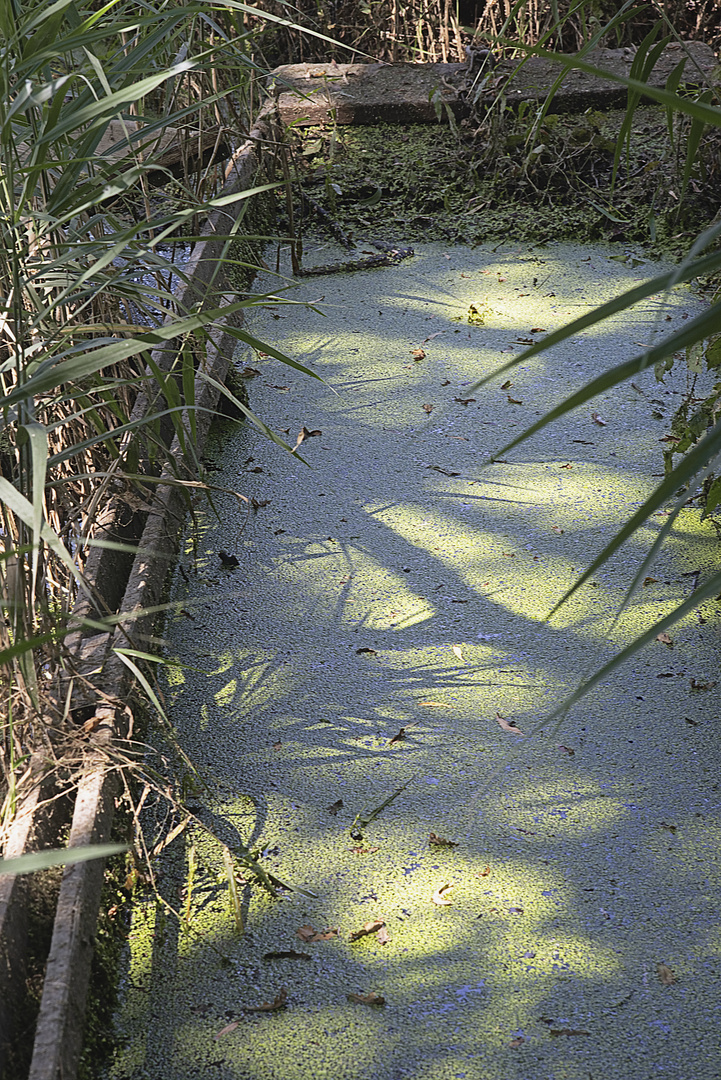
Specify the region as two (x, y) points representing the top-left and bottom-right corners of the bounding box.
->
(270, 41), (717, 125)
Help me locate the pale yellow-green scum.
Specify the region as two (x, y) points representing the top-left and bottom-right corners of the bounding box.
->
(108, 243), (721, 1080)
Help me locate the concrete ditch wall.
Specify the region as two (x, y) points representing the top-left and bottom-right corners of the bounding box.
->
(0, 104), (282, 1080)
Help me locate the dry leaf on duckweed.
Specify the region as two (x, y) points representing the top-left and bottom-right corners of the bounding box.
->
(500, 379), (512, 390)
(215, 1021), (239, 1039)
(292, 426), (322, 453)
(551, 525), (564, 534)
(412, 348), (426, 361)
(239, 366), (261, 378)
(558, 745), (575, 756)
(656, 632), (674, 646)
(263, 950), (311, 962)
(349, 919), (386, 942)
(388, 728), (406, 745)
(643, 576), (658, 585)
(508, 1036), (525, 1048)
(452, 645), (464, 661)
(495, 713), (525, 736)
(549, 1027), (589, 1038)
(657, 963), (677, 985)
(432, 883), (453, 906)
(350, 845), (380, 855)
(560, 463), (572, 469)
(326, 799), (343, 815)
(377, 924), (391, 945)
(244, 987), (288, 1013)
(455, 397), (476, 406)
(419, 701), (451, 708)
(347, 992), (386, 1006)
(591, 411), (607, 426)
(690, 677), (716, 691)
(507, 395), (523, 405)
(660, 822), (677, 834)
(422, 403), (434, 414)
(441, 379), (451, 386)
(429, 832), (458, 848)
(356, 647), (377, 656)
(530, 327), (546, 334)
(296, 924), (338, 943)
(477, 866), (491, 877)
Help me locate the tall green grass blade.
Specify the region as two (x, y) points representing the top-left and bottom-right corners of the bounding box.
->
(0, 844), (128, 877)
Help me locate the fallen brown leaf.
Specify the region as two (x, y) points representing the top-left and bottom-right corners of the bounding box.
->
(656, 632), (674, 646)
(455, 397), (476, 405)
(657, 963), (677, 985)
(388, 728), (406, 745)
(500, 380), (512, 390)
(558, 744), (575, 756)
(215, 1020), (239, 1039)
(432, 883), (453, 906)
(349, 919), (386, 942)
(495, 712), (525, 736)
(441, 379), (451, 386)
(292, 426), (322, 452)
(427, 465), (460, 476)
(452, 644), (465, 661)
(551, 525), (564, 534)
(508, 1036), (525, 1048)
(660, 822), (677, 834)
(244, 987), (288, 1013)
(326, 799), (343, 815)
(591, 411), (607, 426)
(690, 677), (717, 691)
(643, 576), (658, 585)
(429, 832), (458, 848)
(356, 647), (377, 656)
(507, 395), (523, 405)
(477, 866), (491, 877)
(530, 327), (546, 334)
(377, 925), (391, 945)
(347, 992), (386, 1006)
(239, 367), (261, 378)
(412, 348), (426, 361)
(560, 463), (572, 469)
(350, 845), (380, 854)
(296, 924), (338, 943)
(422, 403), (434, 414)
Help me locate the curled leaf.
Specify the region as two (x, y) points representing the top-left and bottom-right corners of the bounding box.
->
(422, 403), (434, 414)
(656, 632), (674, 646)
(296, 924), (338, 943)
(412, 348), (426, 361)
(429, 832), (458, 848)
(507, 395), (523, 405)
(495, 712), (525, 736)
(432, 883), (453, 906)
(508, 1036), (525, 1048)
(347, 992), (386, 1006)
(591, 411), (607, 426)
(657, 963), (677, 985)
(215, 1020), (239, 1039)
(452, 645), (465, 661)
(349, 919), (386, 942)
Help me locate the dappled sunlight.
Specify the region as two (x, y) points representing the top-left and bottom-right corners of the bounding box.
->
(111, 242), (721, 1080)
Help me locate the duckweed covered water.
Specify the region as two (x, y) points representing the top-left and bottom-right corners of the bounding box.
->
(108, 242), (721, 1080)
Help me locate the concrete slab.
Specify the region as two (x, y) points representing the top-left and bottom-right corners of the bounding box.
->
(270, 41), (717, 125)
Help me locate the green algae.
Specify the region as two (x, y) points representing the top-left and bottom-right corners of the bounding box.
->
(106, 241), (721, 1080)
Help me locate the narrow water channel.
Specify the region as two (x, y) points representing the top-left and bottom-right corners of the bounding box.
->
(109, 242), (721, 1080)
